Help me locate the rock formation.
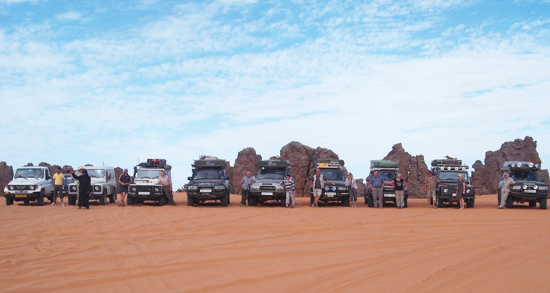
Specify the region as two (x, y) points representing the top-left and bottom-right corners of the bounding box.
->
(280, 141), (340, 197)
(384, 143), (430, 198)
(471, 136), (549, 194)
(0, 162), (14, 192)
(227, 148), (262, 194)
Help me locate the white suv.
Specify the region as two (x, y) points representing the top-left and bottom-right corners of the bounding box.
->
(4, 166), (54, 206)
(68, 166), (117, 205)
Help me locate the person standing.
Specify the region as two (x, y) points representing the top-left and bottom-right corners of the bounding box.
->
(158, 171), (175, 206)
(456, 174), (466, 209)
(345, 173), (358, 208)
(369, 171), (385, 208)
(391, 173), (407, 209)
(240, 171), (256, 207)
(52, 167), (65, 207)
(72, 167), (91, 209)
(425, 172), (444, 209)
(499, 172), (515, 209)
(281, 174), (296, 208)
(117, 168), (131, 207)
(310, 168), (335, 207)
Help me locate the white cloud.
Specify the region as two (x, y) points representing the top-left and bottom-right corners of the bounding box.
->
(55, 11), (82, 21)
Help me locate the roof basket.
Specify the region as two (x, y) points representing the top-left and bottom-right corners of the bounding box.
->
(193, 159), (227, 168)
(316, 159), (345, 168)
(371, 160), (399, 169)
(431, 158), (463, 167)
(258, 160), (290, 168)
(501, 161), (540, 171)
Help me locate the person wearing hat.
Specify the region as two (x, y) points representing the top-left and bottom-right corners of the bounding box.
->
(117, 168), (132, 207)
(71, 167), (91, 209)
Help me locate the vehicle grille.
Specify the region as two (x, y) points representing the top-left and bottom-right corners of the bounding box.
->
(260, 185), (276, 191)
(13, 185), (32, 191)
(137, 186), (152, 192)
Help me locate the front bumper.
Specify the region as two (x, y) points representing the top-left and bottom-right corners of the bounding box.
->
(249, 191), (285, 200)
(5, 191), (41, 201)
(509, 191), (548, 200)
(129, 185), (164, 199)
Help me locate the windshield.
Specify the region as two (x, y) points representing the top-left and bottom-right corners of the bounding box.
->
(438, 171), (469, 181)
(257, 169), (286, 180)
(15, 168), (45, 179)
(510, 171), (538, 181)
(194, 169), (224, 180)
(320, 169), (345, 181)
(87, 169), (105, 178)
(379, 172), (397, 181)
(136, 170), (162, 179)
(64, 176), (75, 184)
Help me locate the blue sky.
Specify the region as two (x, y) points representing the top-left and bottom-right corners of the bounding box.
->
(1, 0), (549, 189)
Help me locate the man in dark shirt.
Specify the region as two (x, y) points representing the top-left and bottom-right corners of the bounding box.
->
(118, 168), (132, 207)
(369, 171), (385, 208)
(72, 167), (91, 209)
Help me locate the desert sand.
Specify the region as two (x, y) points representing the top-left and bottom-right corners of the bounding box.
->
(1, 193), (549, 292)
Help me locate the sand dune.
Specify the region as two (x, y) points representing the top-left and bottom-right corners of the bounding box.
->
(1, 194), (549, 292)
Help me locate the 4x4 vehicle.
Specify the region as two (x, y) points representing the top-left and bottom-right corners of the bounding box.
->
(4, 166), (54, 206)
(498, 161), (548, 209)
(186, 157), (230, 206)
(365, 160), (408, 208)
(249, 160), (291, 206)
(431, 158), (475, 208)
(68, 166), (117, 205)
(128, 159), (171, 206)
(310, 159), (349, 207)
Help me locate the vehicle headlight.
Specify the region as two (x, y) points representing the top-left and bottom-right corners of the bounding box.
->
(29, 185), (36, 190)
(214, 185), (225, 190)
(466, 189), (471, 194)
(511, 185), (521, 190)
(8, 186), (15, 190)
(533, 185), (539, 190)
(338, 187), (347, 191)
(130, 186), (137, 192)
(324, 186), (329, 191)
(70, 186), (77, 192)
(523, 184), (528, 190)
(188, 185), (198, 190)
(154, 186), (162, 192)
(443, 188), (449, 193)
(250, 184), (260, 191)
(275, 185), (284, 191)
(538, 186), (548, 191)
(94, 185), (101, 192)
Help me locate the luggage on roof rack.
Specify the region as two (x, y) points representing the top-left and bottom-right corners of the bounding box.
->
(370, 160), (399, 169)
(431, 158), (463, 167)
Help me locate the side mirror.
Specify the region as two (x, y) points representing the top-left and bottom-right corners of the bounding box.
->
(187, 177), (192, 180)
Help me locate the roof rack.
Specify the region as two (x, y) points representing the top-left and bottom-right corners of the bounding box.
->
(371, 160), (399, 169)
(193, 159), (227, 168)
(431, 158), (463, 167)
(501, 161), (540, 171)
(136, 158), (171, 170)
(316, 159), (344, 168)
(258, 160), (290, 168)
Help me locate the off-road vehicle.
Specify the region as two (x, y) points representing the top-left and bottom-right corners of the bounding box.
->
(186, 157), (230, 206)
(128, 159), (172, 206)
(365, 160), (408, 208)
(498, 161), (548, 209)
(4, 166), (54, 206)
(310, 159), (349, 207)
(68, 166), (117, 205)
(249, 160), (291, 207)
(431, 158), (475, 208)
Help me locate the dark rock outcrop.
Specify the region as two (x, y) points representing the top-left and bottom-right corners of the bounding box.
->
(280, 141), (340, 197)
(0, 162), (14, 192)
(471, 136), (549, 194)
(384, 143), (430, 198)
(227, 148), (262, 194)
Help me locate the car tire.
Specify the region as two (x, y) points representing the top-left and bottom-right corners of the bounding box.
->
(529, 201), (536, 207)
(540, 197), (547, 210)
(505, 196), (514, 209)
(367, 194), (374, 207)
(342, 196), (350, 207)
(310, 194), (314, 206)
(99, 191), (107, 205)
(127, 196), (135, 206)
(221, 194), (229, 206)
(37, 190), (45, 206)
(467, 198), (475, 208)
(6, 196), (13, 206)
(187, 195), (194, 206)
(404, 195), (408, 208)
(108, 192), (116, 203)
(280, 198), (286, 207)
(436, 195), (444, 208)
(497, 191), (501, 206)
(248, 196), (258, 206)
(158, 195), (167, 206)
(68, 196), (76, 206)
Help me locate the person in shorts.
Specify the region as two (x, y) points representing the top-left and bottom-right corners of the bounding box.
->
(52, 167), (65, 207)
(346, 173), (358, 208)
(425, 172), (444, 208)
(117, 168), (132, 207)
(309, 168), (335, 207)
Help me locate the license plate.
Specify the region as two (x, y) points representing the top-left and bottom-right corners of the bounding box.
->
(261, 192), (273, 196)
(15, 194), (27, 198)
(524, 190), (536, 193)
(138, 192), (150, 195)
(200, 189), (212, 193)
(384, 194), (395, 198)
(326, 192), (336, 197)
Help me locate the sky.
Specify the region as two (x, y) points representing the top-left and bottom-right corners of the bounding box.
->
(1, 0), (549, 189)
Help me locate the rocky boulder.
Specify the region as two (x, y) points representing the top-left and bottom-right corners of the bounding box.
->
(0, 162), (14, 192)
(227, 148), (262, 194)
(280, 141), (340, 197)
(384, 143), (430, 198)
(471, 136), (549, 195)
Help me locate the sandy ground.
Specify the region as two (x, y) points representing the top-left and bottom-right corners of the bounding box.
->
(1, 193), (549, 292)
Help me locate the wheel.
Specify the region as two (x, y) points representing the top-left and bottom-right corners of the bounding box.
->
(68, 196), (76, 206)
(310, 194), (315, 206)
(430, 196), (433, 205)
(404, 195), (408, 208)
(436, 195), (444, 208)
(540, 197), (547, 210)
(6, 196), (13, 206)
(367, 193), (374, 207)
(467, 198), (475, 208)
(108, 192), (116, 203)
(127, 196), (135, 205)
(364, 195), (367, 204)
(497, 191), (501, 206)
(505, 195), (514, 209)
(342, 196), (350, 207)
(187, 195), (194, 206)
(228, 194), (230, 205)
(280, 198), (286, 207)
(158, 195), (167, 206)
(24, 199), (29, 205)
(529, 201), (536, 207)
(99, 191), (107, 205)
(37, 191), (45, 206)
(221, 194), (229, 206)
(248, 196), (258, 206)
